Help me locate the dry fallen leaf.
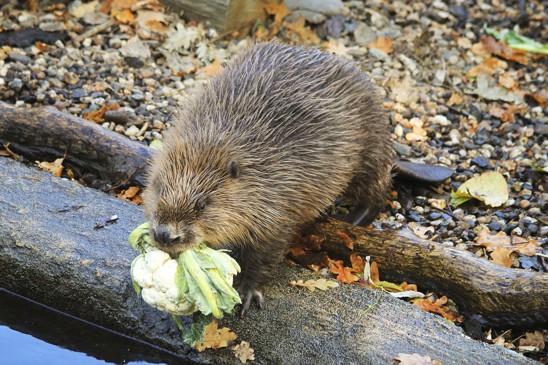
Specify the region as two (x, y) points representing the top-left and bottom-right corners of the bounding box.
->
(194, 320), (237, 352)
(408, 222), (434, 239)
(450, 171), (509, 207)
(290, 278), (339, 292)
(284, 16), (320, 45)
(116, 186), (142, 204)
(36, 158), (64, 177)
(474, 227), (540, 256)
(329, 260), (360, 284)
(198, 60), (223, 79)
(490, 247), (514, 267)
(447, 92), (463, 106)
(498, 73), (516, 89)
(230, 341), (255, 364)
(264, 0), (290, 26)
(83, 102), (120, 123)
(519, 331), (545, 351)
(412, 296), (464, 323)
(467, 73), (521, 103)
(71, 0), (99, 18)
(336, 230), (354, 250)
(394, 353), (443, 365)
(111, 8), (135, 24)
(525, 90), (548, 107)
(323, 39), (349, 57)
(481, 35), (529, 65)
(369, 36), (393, 54)
(467, 57), (507, 77)
(350, 253), (365, 272)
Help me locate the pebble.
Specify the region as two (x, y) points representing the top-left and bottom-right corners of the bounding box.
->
(8, 53), (32, 64)
(285, 0), (344, 15)
(63, 72), (80, 85)
(519, 200), (531, 209)
(8, 78), (23, 92)
(124, 125), (140, 137)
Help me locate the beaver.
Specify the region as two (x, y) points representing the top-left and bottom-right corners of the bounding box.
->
(143, 42), (393, 315)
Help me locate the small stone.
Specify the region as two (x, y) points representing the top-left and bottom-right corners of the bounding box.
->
(470, 157), (489, 168)
(488, 221), (501, 231)
(392, 141), (412, 156)
(285, 10), (327, 24)
(519, 200), (531, 209)
(63, 72), (80, 85)
(429, 115), (450, 126)
(131, 93), (145, 101)
(70, 89), (88, 99)
(124, 125), (140, 137)
(39, 22), (65, 32)
(8, 78), (23, 92)
(428, 213), (442, 220)
(511, 227), (522, 236)
(354, 22), (376, 46)
(528, 224), (538, 234)
(285, 0), (344, 16)
(8, 53), (32, 64)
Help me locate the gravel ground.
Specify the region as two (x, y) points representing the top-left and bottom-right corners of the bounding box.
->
(0, 0), (546, 360)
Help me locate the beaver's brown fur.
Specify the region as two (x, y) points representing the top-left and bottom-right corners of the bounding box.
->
(143, 43), (393, 314)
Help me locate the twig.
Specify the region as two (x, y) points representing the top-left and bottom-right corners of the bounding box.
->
(74, 19), (117, 43)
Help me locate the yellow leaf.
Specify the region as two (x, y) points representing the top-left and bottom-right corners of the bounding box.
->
(490, 247), (514, 268)
(36, 158), (64, 177)
(112, 8), (135, 24)
(289, 278), (339, 292)
(198, 61), (223, 79)
(194, 320), (237, 352)
(284, 16), (320, 45)
(368, 36), (393, 54)
(450, 171), (509, 207)
(264, 0), (290, 26)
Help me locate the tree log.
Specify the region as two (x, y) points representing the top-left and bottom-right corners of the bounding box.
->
(309, 220), (548, 328)
(0, 101), (545, 328)
(0, 101), (152, 186)
(0, 157), (537, 365)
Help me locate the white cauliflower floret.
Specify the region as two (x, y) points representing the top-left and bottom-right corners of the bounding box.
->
(131, 250), (197, 316)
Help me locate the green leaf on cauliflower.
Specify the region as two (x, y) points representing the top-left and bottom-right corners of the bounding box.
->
(130, 255), (143, 296)
(129, 222), (242, 330)
(128, 222), (154, 254)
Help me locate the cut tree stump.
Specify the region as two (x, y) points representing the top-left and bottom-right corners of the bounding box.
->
(161, 0), (266, 33)
(0, 157), (538, 365)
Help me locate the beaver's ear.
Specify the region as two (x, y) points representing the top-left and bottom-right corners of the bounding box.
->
(227, 160), (240, 178)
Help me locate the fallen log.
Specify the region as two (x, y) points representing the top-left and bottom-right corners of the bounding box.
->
(309, 221), (548, 328)
(0, 157), (537, 365)
(0, 101), (152, 186)
(0, 101), (545, 328)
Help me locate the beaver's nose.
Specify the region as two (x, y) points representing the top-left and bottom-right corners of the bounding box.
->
(152, 225), (180, 246)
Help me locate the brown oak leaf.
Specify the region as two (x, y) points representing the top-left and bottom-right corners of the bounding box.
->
(329, 260), (360, 284)
(194, 320), (237, 352)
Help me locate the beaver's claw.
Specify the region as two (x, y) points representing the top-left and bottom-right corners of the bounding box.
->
(237, 286), (264, 318)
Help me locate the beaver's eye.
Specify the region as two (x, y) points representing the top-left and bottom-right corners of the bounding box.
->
(195, 195), (208, 213)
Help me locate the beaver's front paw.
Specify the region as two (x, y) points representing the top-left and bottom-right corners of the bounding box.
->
(237, 283), (264, 318)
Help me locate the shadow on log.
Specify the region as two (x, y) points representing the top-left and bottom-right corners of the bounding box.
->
(0, 158), (540, 365)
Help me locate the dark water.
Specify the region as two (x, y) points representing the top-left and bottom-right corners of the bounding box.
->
(0, 289), (193, 365)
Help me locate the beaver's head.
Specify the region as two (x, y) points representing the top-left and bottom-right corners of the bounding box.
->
(143, 133), (261, 256)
